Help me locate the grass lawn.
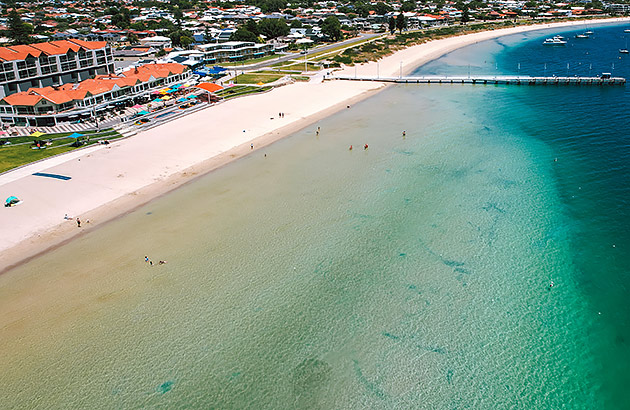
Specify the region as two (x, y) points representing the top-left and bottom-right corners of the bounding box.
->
(217, 54), (279, 67)
(234, 73), (284, 84)
(274, 62), (320, 72)
(0, 129), (121, 173)
(214, 85), (273, 99)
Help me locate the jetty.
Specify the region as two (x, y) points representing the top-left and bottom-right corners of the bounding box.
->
(326, 74), (626, 86)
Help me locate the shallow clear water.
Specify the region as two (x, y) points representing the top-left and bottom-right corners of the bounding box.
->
(1, 24), (629, 408)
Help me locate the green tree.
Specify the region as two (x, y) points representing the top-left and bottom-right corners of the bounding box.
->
(395, 14), (406, 33)
(246, 19), (259, 35)
(388, 16), (396, 33)
(169, 29), (193, 47)
(174, 7), (183, 28)
(258, 18), (289, 39)
(290, 19), (303, 28)
(180, 35), (193, 48)
(401, 1), (415, 12)
(461, 7), (470, 23)
(7, 10), (33, 44)
(127, 32), (139, 44)
(111, 8), (131, 29)
(259, 0), (287, 13)
(354, 2), (370, 18)
(130, 22), (146, 31)
(321, 16), (342, 41)
(374, 2), (391, 16)
(230, 27), (260, 42)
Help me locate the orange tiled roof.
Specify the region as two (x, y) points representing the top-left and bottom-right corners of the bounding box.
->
(0, 40), (107, 62)
(2, 93), (44, 106)
(1, 63), (187, 107)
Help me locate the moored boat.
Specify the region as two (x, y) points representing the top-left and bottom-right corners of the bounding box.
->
(543, 36), (567, 45)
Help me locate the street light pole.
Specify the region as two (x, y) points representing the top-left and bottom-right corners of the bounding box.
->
(399, 61), (402, 79)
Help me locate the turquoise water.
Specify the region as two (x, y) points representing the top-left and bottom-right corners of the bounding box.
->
(1, 25), (628, 408)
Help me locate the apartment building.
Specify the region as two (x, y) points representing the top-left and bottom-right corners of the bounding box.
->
(196, 41), (275, 63)
(0, 63), (192, 127)
(0, 39), (114, 100)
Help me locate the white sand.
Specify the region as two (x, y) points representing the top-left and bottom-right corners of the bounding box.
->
(1, 17), (627, 270)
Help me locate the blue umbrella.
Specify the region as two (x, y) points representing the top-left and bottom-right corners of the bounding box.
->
(137, 110), (150, 115)
(67, 132), (84, 139)
(5, 196), (18, 206)
(152, 98), (162, 103)
(176, 97), (187, 102)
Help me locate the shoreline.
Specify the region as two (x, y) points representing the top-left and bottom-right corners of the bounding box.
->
(1, 16), (628, 273)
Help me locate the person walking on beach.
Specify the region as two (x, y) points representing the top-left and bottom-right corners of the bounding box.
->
(145, 256), (149, 263)
(76, 217), (81, 228)
(251, 143), (254, 150)
(364, 144), (369, 150)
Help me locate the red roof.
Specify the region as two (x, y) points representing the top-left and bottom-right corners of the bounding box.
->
(0, 40), (107, 62)
(1, 63), (188, 107)
(195, 82), (223, 93)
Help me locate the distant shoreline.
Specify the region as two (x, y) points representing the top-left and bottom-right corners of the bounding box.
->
(1, 16), (628, 274)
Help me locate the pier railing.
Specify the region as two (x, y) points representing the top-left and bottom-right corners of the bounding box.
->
(326, 74), (626, 86)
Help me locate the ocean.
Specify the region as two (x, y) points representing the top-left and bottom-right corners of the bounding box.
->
(1, 23), (628, 408)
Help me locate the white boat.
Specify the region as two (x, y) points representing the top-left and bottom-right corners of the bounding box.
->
(620, 49), (629, 54)
(625, 29), (630, 33)
(575, 34), (589, 39)
(585, 30), (593, 35)
(543, 36), (567, 45)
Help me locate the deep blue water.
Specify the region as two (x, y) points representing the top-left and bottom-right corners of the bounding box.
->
(419, 22), (630, 408)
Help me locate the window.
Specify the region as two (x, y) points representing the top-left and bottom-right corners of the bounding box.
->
(61, 61), (77, 71)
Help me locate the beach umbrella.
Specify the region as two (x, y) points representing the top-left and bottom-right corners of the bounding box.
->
(176, 97), (187, 102)
(132, 104), (143, 109)
(5, 196), (19, 206)
(0, 130), (7, 135)
(30, 131), (45, 138)
(257, 82), (264, 85)
(67, 132), (84, 139)
(152, 98), (162, 103)
(161, 96), (172, 101)
(137, 110), (150, 115)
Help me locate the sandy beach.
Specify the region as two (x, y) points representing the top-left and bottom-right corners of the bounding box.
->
(1, 17), (628, 271)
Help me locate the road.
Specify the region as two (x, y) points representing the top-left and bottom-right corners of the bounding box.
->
(244, 32), (383, 71)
